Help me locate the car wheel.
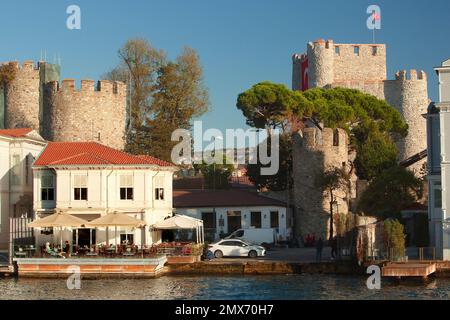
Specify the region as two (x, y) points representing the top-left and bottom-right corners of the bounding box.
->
(214, 250), (223, 258)
(248, 250), (258, 258)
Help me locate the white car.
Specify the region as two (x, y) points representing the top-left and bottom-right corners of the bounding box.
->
(208, 239), (266, 258)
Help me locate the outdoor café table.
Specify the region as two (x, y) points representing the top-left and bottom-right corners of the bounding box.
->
(24, 247), (36, 258)
(86, 252), (98, 257)
(122, 252), (135, 256)
(15, 250), (27, 258)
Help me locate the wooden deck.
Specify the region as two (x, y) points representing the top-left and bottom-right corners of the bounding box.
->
(13, 257), (167, 278)
(382, 262), (436, 278)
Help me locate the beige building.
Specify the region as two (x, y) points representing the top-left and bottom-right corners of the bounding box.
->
(0, 128), (47, 251)
(32, 141), (177, 247)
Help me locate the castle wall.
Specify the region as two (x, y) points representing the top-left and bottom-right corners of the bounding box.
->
(43, 79), (127, 150)
(293, 127), (349, 240)
(333, 44), (386, 82)
(292, 54), (303, 91)
(4, 61), (40, 130)
(307, 39), (334, 88)
(292, 39), (429, 175)
(384, 70), (428, 173)
(0, 86), (4, 129)
(330, 80), (385, 100)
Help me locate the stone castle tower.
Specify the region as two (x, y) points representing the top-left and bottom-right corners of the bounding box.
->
(292, 39), (429, 174)
(291, 39), (429, 241)
(293, 127), (350, 240)
(0, 60), (126, 150)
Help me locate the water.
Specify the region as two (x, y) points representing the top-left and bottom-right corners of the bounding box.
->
(1, 274), (450, 300)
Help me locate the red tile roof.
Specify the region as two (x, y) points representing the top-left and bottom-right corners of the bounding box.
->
(136, 155), (174, 167)
(173, 189), (286, 208)
(0, 128), (33, 138)
(34, 142), (175, 167)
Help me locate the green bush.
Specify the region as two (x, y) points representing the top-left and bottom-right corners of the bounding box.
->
(383, 219), (406, 260)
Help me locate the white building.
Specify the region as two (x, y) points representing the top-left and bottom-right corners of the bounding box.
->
(173, 189), (292, 242)
(0, 129), (47, 252)
(427, 58), (450, 260)
(32, 141), (177, 247)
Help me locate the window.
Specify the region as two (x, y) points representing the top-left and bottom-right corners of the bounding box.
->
(120, 234), (134, 245)
(222, 241), (241, 246)
(335, 46), (340, 55)
(434, 188), (442, 208)
(227, 211), (242, 233)
(202, 212), (216, 229)
(155, 188), (164, 200)
(41, 175), (55, 201)
(354, 46), (360, 56)
(372, 46), (378, 56)
(11, 154), (21, 185)
(251, 211), (262, 228)
(270, 211), (279, 229)
(154, 176), (164, 200)
(25, 154), (32, 185)
(120, 175), (134, 200)
(333, 129), (339, 146)
(74, 175), (88, 200)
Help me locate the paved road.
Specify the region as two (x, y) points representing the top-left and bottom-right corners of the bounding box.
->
(212, 247), (333, 263)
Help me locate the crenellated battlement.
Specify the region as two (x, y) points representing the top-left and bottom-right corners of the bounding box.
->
(2, 59), (126, 149)
(46, 79), (126, 95)
(292, 53), (308, 63)
(7, 60), (39, 71)
(394, 69), (427, 81)
(309, 39), (334, 49)
(300, 127), (347, 150)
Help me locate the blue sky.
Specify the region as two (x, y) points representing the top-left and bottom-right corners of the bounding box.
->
(1, 0), (450, 141)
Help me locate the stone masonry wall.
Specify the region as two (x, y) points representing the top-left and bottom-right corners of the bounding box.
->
(384, 70), (429, 173)
(42, 79), (127, 150)
(293, 39), (429, 176)
(4, 61), (40, 130)
(333, 44), (386, 82)
(293, 127), (350, 240)
(306, 39), (334, 88)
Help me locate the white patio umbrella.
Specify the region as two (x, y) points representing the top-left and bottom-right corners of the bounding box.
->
(152, 215), (204, 244)
(29, 212), (88, 248)
(86, 212), (146, 251)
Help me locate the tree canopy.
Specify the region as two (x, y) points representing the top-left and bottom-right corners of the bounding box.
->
(237, 82), (409, 189)
(357, 166), (423, 219)
(104, 39), (209, 160)
(194, 154), (234, 190)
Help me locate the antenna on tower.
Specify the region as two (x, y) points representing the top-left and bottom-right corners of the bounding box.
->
(44, 50), (47, 62)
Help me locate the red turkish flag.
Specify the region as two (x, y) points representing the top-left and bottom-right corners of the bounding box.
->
(301, 58), (309, 91)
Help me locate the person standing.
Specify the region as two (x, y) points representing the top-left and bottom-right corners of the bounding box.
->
(331, 237), (338, 260)
(316, 237), (324, 262)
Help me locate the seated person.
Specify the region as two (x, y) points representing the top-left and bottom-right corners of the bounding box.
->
(45, 242), (66, 258)
(63, 241), (71, 257)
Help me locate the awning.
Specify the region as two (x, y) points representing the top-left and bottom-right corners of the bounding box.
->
(152, 215), (203, 230)
(28, 212), (88, 228)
